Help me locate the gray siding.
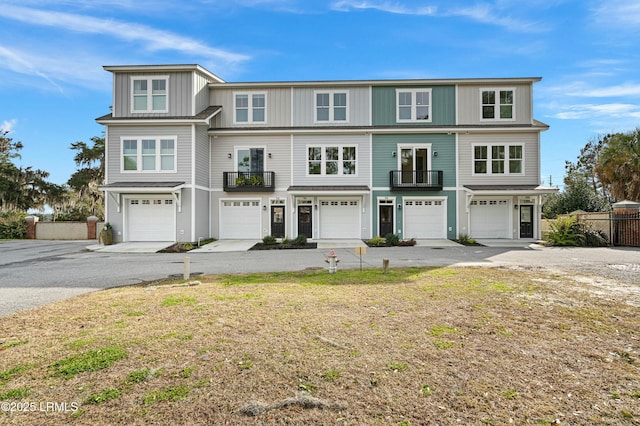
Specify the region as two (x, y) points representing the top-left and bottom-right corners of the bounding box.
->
(210, 87), (291, 128)
(194, 71), (213, 114)
(457, 84), (533, 125)
(292, 134), (370, 186)
(106, 125), (193, 183)
(292, 87), (371, 127)
(193, 188), (210, 240)
(176, 189), (191, 243)
(210, 135), (292, 191)
(194, 125), (210, 188)
(458, 132), (540, 185)
(112, 72), (194, 118)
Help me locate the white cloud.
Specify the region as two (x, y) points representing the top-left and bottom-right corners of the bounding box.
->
(592, 1), (640, 27)
(552, 103), (640, 120)
(566, 83), (640, 98)
(0, 46), (65, 92)
(1, 119), (17, 133)
(331, 0), (437, 15)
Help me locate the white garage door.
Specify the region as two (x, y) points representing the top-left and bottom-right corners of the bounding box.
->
(220, 200), (261, 239)
(127, 197), (175, 241)
(470, 199), (511, 238)
(319, 199), (360, 239)
(403, 198), (447, 239)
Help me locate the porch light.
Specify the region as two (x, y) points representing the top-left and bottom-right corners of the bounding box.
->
(227, 153), (232, 159)
(392, 151), (397, 157)
(514, 204), (519, 210)
(397, 204), (402, 210)
(433, 151), (438, 157)
(263, 205), (267, 211)
(268, 152), (272, 158)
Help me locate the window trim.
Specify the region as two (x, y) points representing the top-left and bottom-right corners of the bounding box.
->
(472, 143), (524, 176)
(314, 90), (350, 123)
(234, 146), (268, 172)
(395, 88), (432, 123)
(233, 91), (267, 124)
(120, 136), (177, 173)
(306, 144), (358, 177)
(130, 76), (169, 113)
(479, 88), (515, 121)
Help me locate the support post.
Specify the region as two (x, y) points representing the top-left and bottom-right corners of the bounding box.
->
(183, 257), (191, 280)
(383, 258), (389, 274)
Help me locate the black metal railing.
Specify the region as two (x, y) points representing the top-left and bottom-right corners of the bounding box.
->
(223, 171), (275, 192)
(389, 170), (443, 191)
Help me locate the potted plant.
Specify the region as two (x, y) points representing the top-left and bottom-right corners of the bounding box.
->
(99, 222), (114, 245)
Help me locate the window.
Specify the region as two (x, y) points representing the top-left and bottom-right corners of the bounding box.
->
(396, 89), (432, 122)
(236, 148), (264, 172)
(131, 76), (168, 113)
(399, 146), (430, 184)
(121, 137), (176, 172)
(234, 92), (266, 123)
(315, 91), (348, 122)
(481, 89), (514, 120)
(473, 144), (523, 175)
(307, 145), (357, 176)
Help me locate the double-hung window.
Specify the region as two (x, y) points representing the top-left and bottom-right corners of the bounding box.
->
(481, 88), (514, 120)
(131, 76), (168, 113)
(234, 92), (266, 124)
(473, 144), (523, 175)
(315, 91), (348, 122)
(307, 145), (357, 176)
(396, 89), (432, 122)
(122, 137), (176, 172)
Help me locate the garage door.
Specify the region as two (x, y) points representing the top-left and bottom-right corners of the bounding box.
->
(319, 199), (360, 239)
(470, 199), (511, 238)
(403, 198), (447, 239)
(220, 200), (261, 239)
(127, 197), (175, 241)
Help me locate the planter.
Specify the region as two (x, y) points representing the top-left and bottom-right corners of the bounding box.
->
(99, 223), (114, 245)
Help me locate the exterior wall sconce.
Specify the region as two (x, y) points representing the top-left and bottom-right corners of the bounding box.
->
(514, 204), (519, 210)
(433, 151), (438, 157)
(268, 152), (272, 158)
(392, 151), (397, 157)
(263, 205), (267, 211)
(314, 204), (318, 210)
(397, 203), (402, 210)
(227, 153), (232, 159)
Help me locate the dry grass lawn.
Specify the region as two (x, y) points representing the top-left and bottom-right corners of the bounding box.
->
(0, 266), (639, 425)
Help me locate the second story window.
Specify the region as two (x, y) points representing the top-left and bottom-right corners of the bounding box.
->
(396, 89), (432, 122)
(473, 144), (523, 175)
(132, 77), (168, 113)
(235, 92), (266, 124)
(481, 89), (514, 120)
(307, 145), (357, 176)
(122, 137), (176, 172)
(315, 91), (348, 122)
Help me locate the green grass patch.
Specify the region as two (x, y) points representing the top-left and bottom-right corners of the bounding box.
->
(0, 365), (31, 382)
(428, 325), (461, 337)
(50, 346), (128, 379)
(126, 368), (153, 384)
(388, 361), (408, 372)
(161, 295), (197, 307)
(0, 340), (28, 350)
(143, 385), (190, 405)
(432, 339), (454, 350)
(321, 369), (342, 382)
(85, 387), (121, 404)
(0, 387), (30, 400)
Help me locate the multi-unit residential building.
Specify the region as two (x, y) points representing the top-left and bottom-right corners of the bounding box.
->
(97, 64), (556, 244)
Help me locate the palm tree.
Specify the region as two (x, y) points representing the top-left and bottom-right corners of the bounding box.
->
(596, 129), (640, 202)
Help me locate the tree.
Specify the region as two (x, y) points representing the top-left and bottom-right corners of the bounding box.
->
(543, 172), (610, 218)
(64, 136), (105, 220)
(595, 128), (640, 202)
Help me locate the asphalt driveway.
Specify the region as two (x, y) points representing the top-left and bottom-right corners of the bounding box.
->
(1, 240), (638, 317)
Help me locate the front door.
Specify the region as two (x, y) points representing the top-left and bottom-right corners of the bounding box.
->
(297, 205), (313, 238)
(271, 205), (285, 238)
(520, 205), (534, 238)
(379, 204), (394, 236)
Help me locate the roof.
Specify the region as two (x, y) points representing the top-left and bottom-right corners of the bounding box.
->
(96, 106), (222, 124)
(464, 184), (558, 195)
(100, 182), (185, 192)
(287, 186), (370, 194)
(103, 64), (224, 83)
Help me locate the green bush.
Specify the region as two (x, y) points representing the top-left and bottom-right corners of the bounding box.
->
(384, 233), (400, 246)
(0, 212), (27, 239)
(545, 216), (608, 247)
(262, 235), (277, 245)
(367, 236), (387, 247)
(293, 234), (308, 245)
(457, 233), (476, 245)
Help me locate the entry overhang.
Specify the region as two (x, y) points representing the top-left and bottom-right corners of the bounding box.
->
(99, 181), (186, 213)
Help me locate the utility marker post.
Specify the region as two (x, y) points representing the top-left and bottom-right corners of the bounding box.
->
(183, 257), (191, 280)
(355, 246), (366, 271)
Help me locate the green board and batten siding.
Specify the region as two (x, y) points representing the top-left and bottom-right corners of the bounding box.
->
(371, 85), (456, 127)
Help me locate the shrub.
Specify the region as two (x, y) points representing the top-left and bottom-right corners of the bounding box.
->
(293, 234), (307, 245)
(0, 211), (26, 239)
(367, 236), (387, 247)
(262, 235), (277, 245)
(384, 233), (400, 246)
(457, 233), (476, 245)
(545, 216), (584, 246)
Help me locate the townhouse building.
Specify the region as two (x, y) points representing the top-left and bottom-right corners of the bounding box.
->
(97, 64), (555, 244)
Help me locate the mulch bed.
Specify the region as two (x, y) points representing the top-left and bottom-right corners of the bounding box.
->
(249, 243), (317, 250)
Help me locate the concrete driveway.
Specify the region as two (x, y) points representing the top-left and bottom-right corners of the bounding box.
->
(1, 240), (638, 318)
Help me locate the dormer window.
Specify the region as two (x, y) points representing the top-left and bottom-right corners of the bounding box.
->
(131, 76), (168, 113)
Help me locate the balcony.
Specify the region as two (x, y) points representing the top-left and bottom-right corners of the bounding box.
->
(223, 171), (275, 192)
(389, 170), (443, 191)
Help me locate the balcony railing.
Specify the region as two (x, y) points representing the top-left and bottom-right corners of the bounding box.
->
(223, 171), (275, 192)
(389, 170), (443, 191)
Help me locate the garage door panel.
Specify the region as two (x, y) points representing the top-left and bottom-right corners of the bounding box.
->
(220, 200), (261, 239)
(403, 199), (446, 239)
(127, 198), (175, 241)
(319, 199), (360, 239)
(470, 199), (510, 239)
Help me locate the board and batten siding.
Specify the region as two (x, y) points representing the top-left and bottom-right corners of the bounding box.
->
(292, 87), (371, 127)
(372, 86), (456, 126)
(209, 87), (291, 128)
(194, 125), (210, 188)
(292, 134), (370, 186)
(112, 72), (194, 118)
(193, 71), (214, 115)
(457, 132), (540, 185)
(457, 84), (533, 125)
(209, 135), (292, 191)
(106, 125), (193, 183)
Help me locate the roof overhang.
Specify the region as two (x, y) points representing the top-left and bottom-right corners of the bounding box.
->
(464, 184), (558, 196)
(99, 182), (186, 213)
(287, 185), (370, 196)
(97, 106), (222, 125)
(103, 64), (225, 83)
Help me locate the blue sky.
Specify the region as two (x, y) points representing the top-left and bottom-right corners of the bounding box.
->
(1, 0), (639, 188)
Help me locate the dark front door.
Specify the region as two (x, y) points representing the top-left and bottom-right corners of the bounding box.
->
(271, 205), (285, 238)
(520, 205), (534, 238)
(297, 205), (313, 238)
(379, 205), (394, 236)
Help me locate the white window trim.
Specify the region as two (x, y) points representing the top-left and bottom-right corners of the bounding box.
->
(479, 87), (516, 122)
(130, 75), (169, 113)
(396, 88), (433, 123)
(233, 146), (268, 172)
(233, 91), (267, 124)
(314, 90), (350, 123)
(306, 144), (358, 177)
(471, 143), (524, 176)
(120, 136), (177, 173)
(396, 143), (432, 171)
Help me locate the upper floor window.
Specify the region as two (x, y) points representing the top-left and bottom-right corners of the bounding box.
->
(481, 89), (514, 120)
(236, 147), (265, 172)
(396, 89), (432, 122)
(234, 92), (266, 124)
(131, 77), (168, 113)
(308, 145), (357, 176)
(315, 91), (348, 122)
(122, 137), (176, 172)
(473, 144), (523, 175)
